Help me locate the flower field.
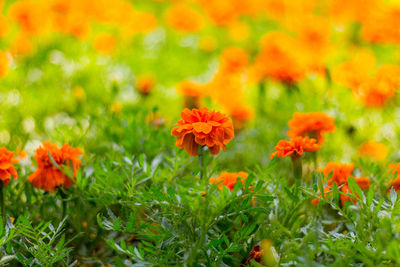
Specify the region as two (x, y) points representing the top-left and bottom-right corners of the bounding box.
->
(1, 0), (400, 266)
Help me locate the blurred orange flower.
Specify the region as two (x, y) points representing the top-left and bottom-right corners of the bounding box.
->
(270, 136), (320, 159)
(220, 47), (249, 74)
(165, 4), (204, 32)
(209, 171), (248, 191)
(0, 51), (9, 78)
(94, 33), (116, 55)
(319, 162), (354, 186)
(314, 162), (370, 206)
(252, 32), (307, 84)
(0, 147), (19, 186)
(287, 112), (336, 143)
(171, 107), (234, 156)
(177, 80), (204, 109)
(136, 75), (155, 96)
(388, 163), (400, 192)
(332, 49), (376, 90)
(354, 77), (396, 107)
(28, 142), (82, 192)
(359, 140), (388, 160)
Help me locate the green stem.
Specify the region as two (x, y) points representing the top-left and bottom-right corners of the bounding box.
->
(0, 181), (4, 225)
(291, 156), (303, 182)
(58, 189), (68, 219)
(198, 145), (204, 180)
(258, 81), (266, 115)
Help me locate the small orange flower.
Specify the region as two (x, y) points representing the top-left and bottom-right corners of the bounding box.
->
(220, 47), (249, 74)
(354, 77), (396, 107)
(319, 162), (354, 186)
(270, 136), (320, 159)
(388, 163), (400, 192)
(165, 4), (204, 32)
(245, 244), (263, 265)
(252, 32), (307, 84)
(0, 51), (9, 78)
(136, 75), (155, 96)
(177, 81), (204, 109)
(209, 171), (248, 191)
(359, 140), (388, 160)
(0, 147), (19, 186)
(28, 142), (82, 192)
(314, 162), (370, 206)
(287, 112), (336, 143)
(94, 33), (116, 55)
(171, 107), (234, 156)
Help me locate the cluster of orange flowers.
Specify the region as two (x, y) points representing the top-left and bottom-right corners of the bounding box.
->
(271, 112), (335, 160)
(312, 163), (370, 206)
(332, 51), (400, 107)
(209, 171), (248, 191)
(0, 142), (82, 192)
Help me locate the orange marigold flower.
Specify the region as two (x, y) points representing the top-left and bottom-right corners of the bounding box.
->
(354, 77), (396, 107)
(28, 142), (82, 192)
(136, 75), (155, 96)
(177, 81), (204, 109)
(165, 4), (204, 32)
(171, 107), (234, 156)
(319, 162), (354, 186)
(209, 171), (248, 191)
(359, 140), (388, 160)
(252, 32), (307, 84)
(331, 49), (376, 90)
(220, 47), (249, 74)
(311, 186), (331, 206)
(245, 244), (263, 265)
(287, 112), (336, 143)
(94, 33), (116, 55)
(316, 162), (370, 205)
(0, 51), (9, 78)
(388, 177), (400, 192)
(270, 136), (320, 159)
(388, 163), (400, 192)
(354, 176), (370, 189)
(0, 147), (19, 186)
(389, 163), (400, 177)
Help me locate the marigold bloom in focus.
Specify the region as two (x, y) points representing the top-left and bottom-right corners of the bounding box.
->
(171, 107), (234, 156)
(209, 171), (248, 191)
(359, 140), (388, 160)
(165, 4), (204, 32)
(287, 112), (336, 143)
(0, 147), (19, 186)
(270, 136), (320, 159)
(28, 142), (83, 192)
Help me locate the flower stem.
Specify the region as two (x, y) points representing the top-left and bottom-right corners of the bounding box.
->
(198, 145), (204, 180)
(0, 181), (4, 225)
(58, 188), (68, 219)
(291, 156), (303, 181)
(258, 81), (266, 115)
